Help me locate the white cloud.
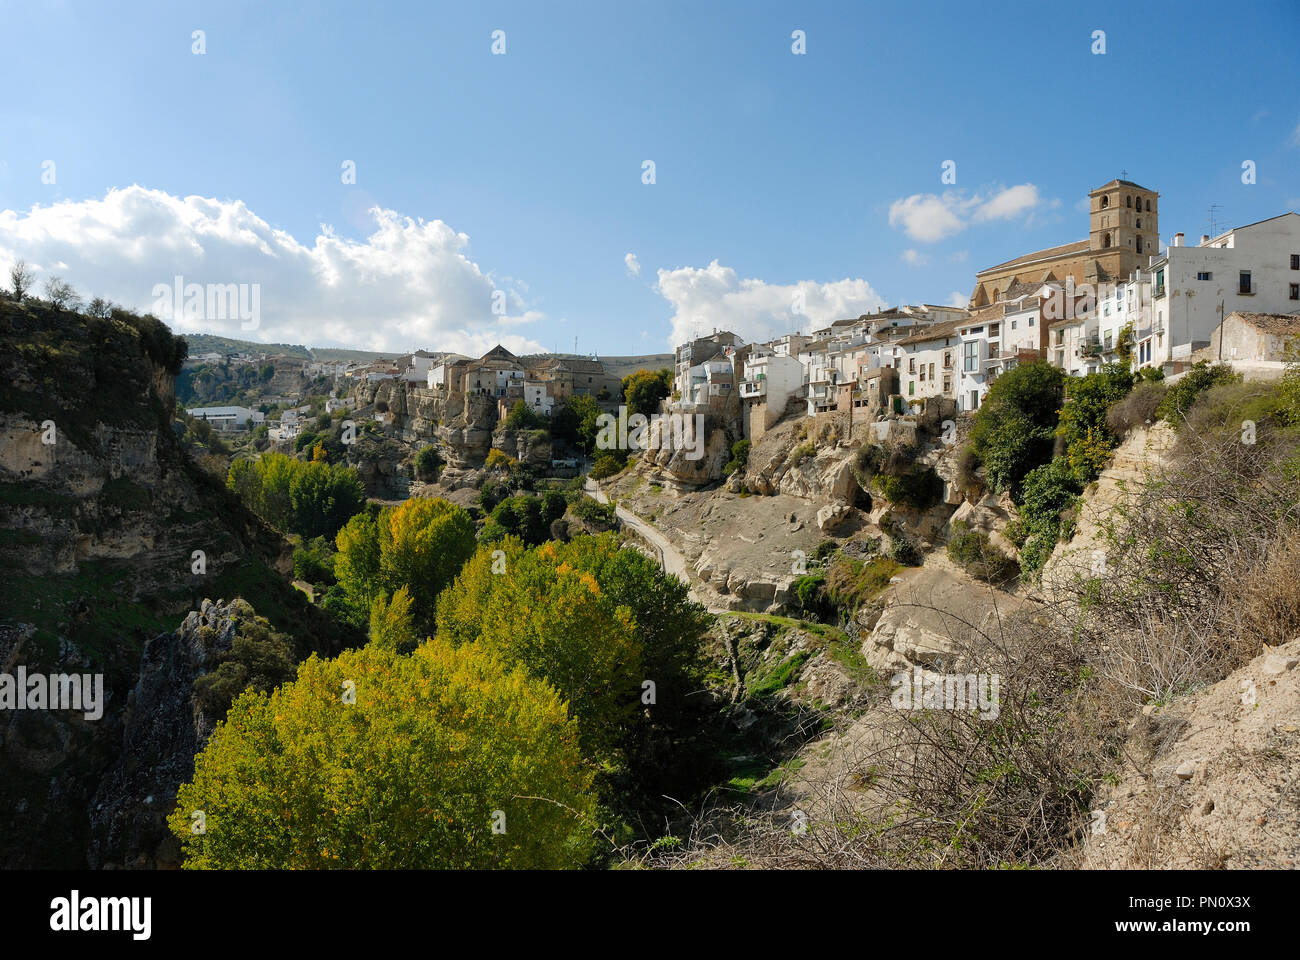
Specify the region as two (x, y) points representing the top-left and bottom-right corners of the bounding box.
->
(971, 184), (1040, 223)
(0, 186), (546, 355)
(949, 249), (969, 263)
(946, 290), (968, 307)
(888, 192), (969, 243)
(624, 252), (641, 277)
(901, 249), (929, 267)
(888, 184), (1044, 243)
(655, 260), (885, 347)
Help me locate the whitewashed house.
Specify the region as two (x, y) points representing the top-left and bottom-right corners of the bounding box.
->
(897, 320), (962, 402)
(1133, 213), (1300, 374)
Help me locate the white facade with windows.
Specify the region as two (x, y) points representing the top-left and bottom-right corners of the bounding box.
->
(1134, 212), (1300, 372)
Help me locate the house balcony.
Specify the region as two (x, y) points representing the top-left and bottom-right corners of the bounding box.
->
(1080, 336), (1102, 358)
(739, 377), (766, 398)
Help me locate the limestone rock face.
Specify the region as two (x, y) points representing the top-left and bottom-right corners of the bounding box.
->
(948, 491), (1020, 557)
(863, 564), (1023, 674)
(87, 599), (249, 869)
(493, 428), (552, 468)
(817, 500), (854, 532)
(644, 417), (733, 488)
(1040, 422), (1177, 597)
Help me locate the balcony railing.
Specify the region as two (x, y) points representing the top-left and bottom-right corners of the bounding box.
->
(738, 379), (766, 398)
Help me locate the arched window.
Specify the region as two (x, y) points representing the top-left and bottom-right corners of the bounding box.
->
(1136, 218), (1142, 228)
(1103, 233), (1112, 248)
(1126, 196), (1132, 208)
(1146, 199), (1151, 212)
(1101, 195), (1110, 209)
(1136, 236), (1143, 254)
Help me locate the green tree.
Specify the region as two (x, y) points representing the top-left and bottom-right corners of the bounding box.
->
(552, 395), (603, 455)
(621, 368), (672, 418)
(335, 497), (476, 638)
(435, 535), (713, 804)
(969, 360), (1065, 497)
(169, 639), (596, 869)
(369, 585), (420, 654)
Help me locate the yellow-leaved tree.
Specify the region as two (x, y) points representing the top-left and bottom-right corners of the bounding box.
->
(169, 638), (596, 869)
(436, 536), (643, 760)
(334, 497), (475, 636)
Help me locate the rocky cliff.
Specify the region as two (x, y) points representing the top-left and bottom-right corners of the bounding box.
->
(0, 300), (354, 867)
(88, 599), (251, 869)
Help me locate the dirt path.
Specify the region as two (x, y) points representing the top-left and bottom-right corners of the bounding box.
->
(585, 478), (727, 613)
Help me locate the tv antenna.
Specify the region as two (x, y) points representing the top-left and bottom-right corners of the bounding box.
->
(1206, 203), (1225, 240)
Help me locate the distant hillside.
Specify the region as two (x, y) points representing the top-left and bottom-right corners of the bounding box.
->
(183, 333), (312, 359)
(522, 353), (674, 380)
(184, 333), (672, 374)
(306, 347), (394, 362)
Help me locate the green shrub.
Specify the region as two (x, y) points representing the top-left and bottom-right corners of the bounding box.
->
(1058, 364), (1133, 448)
(1064, 426), (1114, 484)
(793, 572), (834, 622)
(570, 494), (615, 529)
(969, 360), (1065, 496)
(192, 616), (297, 719)
(503, 399), (548, 430)
(790, 441), (815, 465)
(1107, 381), (1167, 436)
(724, 439), (751, 476)
(874, 465), (944, 511)
(1016, 457), (1083, 576)
(1156, 361), (1241, 426)
(414, 445), (441, 481)
(887, 534), (921, 566)
(590, 454), (624, 480)
(947, 520), (1019, 585)
(977, 412), (1055, 499)
(479, 478), (506, 513)
(292, 537), (336, 585)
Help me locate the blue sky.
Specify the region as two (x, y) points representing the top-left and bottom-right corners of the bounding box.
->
(1, 0), (1297, 355)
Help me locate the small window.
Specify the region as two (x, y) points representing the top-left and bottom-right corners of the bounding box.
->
(1028, 315), (1035, 327)
(1146, 199), (1151, 212)
(1239, 271), (1252, 294)
(1100, 195), (1109, 209)
(1011, 320), (1018, 329)
(1103, 233), (1112, 248)
(1136, 218), (1142, 228)
(1291, 283), (1299, 301)
(1126, 196), (1132, 208)
(1197, 271), (1213, 281)
(1291, 254), (1299, 270)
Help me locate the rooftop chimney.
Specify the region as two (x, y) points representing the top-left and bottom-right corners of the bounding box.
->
(1173, 232), (1184, 247)
(1200, 234), (1210, 245)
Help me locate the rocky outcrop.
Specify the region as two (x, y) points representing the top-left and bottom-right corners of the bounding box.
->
(861, 561), (1023, 673)
(948, 491), (1020, 558)
(1040, 423), (1177, 598)
(641, 414), (734, 488)
(1077, 636), (1300, 869)
(493, 428), (552, 468)
(0, 301), (356, 868)
(87, 599), (249, 869)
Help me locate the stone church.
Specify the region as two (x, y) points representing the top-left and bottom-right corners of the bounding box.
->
(969, 179), (1159, 307)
